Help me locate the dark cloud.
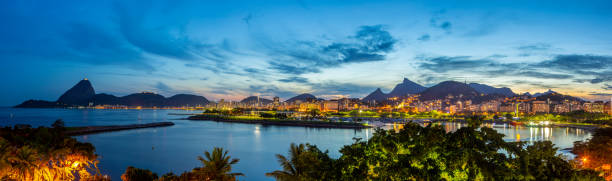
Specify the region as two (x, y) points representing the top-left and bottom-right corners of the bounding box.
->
(517, 43), (551, 51)
(0, 4), (153, 71)
(114, 3), (203, 60)
(519, 71), (573, 79)
(153, 82), (192, 96)
(310, 82), (380, 98)
(278, 77), (309, 83)
(266, 25), (396, 75)
(248, 85), (297, 98)
(511, 80), (560, 89)
(417, 34), (431, 41)
(537, 55), (612, 84)
(588, 93), (612, 96)
(418, 56), (504, 72)
(155, 82), (173, 92)
(604, 84), (612, 90)
(539, 55), (612, 70)
(417, 54), (612, 83)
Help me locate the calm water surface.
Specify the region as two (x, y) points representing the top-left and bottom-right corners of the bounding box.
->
(0, 108), (592, 180)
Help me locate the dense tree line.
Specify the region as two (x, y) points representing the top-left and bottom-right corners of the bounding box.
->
(121, 147), (243, 181)
(0, 120), (108, 180)
(573, 127), (612, 180)
(264, 117), (603, 180)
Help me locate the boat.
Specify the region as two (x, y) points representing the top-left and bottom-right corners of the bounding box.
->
(510, 121), (524, 126)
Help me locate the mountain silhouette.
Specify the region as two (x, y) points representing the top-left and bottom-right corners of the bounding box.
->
(420, 81), (505, 104)
(16, 79), (210, 107)
(56, 79), (95, 106)
(286, 93), (317, 103)
(362, 78), (426, 102)
(419, 81), (479, 100)
(362, 88), (388, 102)
(533, 89), (557, 97)
(534, 90), (583, 102)
(240, 96), (272, 105)
(468, 83), (515, 97)
(166, 94), (210, 107)
(387, 78), (427, 97)
(14, 100), (65, 108)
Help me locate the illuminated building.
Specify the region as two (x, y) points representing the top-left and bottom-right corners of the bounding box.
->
(531, 101), (549, 114)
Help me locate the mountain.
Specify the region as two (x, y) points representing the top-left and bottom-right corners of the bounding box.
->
(387, 78), (427, 97)
(14, 100), (65, 108)
(240, 96), (272, 105)
(533, 89), (557, 97)
(468, 83), (515, 97)
(286, 93), (317, 103)
(535, 91), (583, 102)
(92, 93), (123, 105)
(362, 88), (388, 102)
(56, 79), (95, 106)
(15, 79), (211, 107)
(167, 94), (210, 106)
(419, 81), (480, 101)
(121, 93), (167, 107)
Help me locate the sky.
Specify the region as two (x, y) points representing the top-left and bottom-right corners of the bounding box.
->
(1, 0), (611, 105)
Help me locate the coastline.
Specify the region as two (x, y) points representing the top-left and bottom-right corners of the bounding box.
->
(187, 115), (371, 129)
(65, 122), (175, 136)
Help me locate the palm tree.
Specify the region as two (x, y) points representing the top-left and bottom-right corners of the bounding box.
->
(8, 146), (40, 180)
(265, 143), (308, 181)
(195, 147), (243, 181)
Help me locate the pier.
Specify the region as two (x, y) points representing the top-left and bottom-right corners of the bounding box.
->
(66, 122), (175, 136)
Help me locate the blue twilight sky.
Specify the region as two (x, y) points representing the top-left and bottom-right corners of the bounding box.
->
(1, 0), (612, 105)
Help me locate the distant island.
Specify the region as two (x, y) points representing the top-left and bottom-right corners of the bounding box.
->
(15, 79), (209, 108)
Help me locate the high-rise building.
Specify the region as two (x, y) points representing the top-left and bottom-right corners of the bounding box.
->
(532, 101), (549, 113)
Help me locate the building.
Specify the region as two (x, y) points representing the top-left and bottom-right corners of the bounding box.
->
(605, 100), (611, 115)
(531, 101), (549, 114)
(321, 100), (339, 112)
(584, 101), (605, 113)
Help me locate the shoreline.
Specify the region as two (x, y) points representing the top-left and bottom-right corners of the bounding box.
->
(187, 115), (371, 129)
(65, 122), (175, 136)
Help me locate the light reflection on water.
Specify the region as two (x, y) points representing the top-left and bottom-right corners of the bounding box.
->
(0, 108), (592, 180)
(378, 121), (590, 150)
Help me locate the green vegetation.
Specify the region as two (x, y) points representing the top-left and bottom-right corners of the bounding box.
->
(518, 111), (612, 126)
(121, 147), (243, 181)
(572, 127), (612, 180)
(0, 119), (108, 180)
(263, 117), (604, 180)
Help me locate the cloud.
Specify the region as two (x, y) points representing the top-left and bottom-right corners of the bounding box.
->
(114, 3), (203, 60)
(310, 82), (380, 98)
(588, 93), (612, 96)
(266, 25), (396, 75)
(418, 56), (505, 72)
(429, 10), (452, 33)
(0, 5), (153, 71)
(155, 82), (173, 92)
(248, 85), (297, 98)
(538, 55), (612, 70)
(417, 55), (612, 83)
(520, 71), (572, 79)
(604, 84), (612, 90)
(516, 43), (551, 51)
(537, 55), (612, 84)
(417, 34), (431, 41)
(278, 77), (309, 83)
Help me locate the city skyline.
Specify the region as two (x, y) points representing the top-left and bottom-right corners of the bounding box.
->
(1, 0), (612, 106)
